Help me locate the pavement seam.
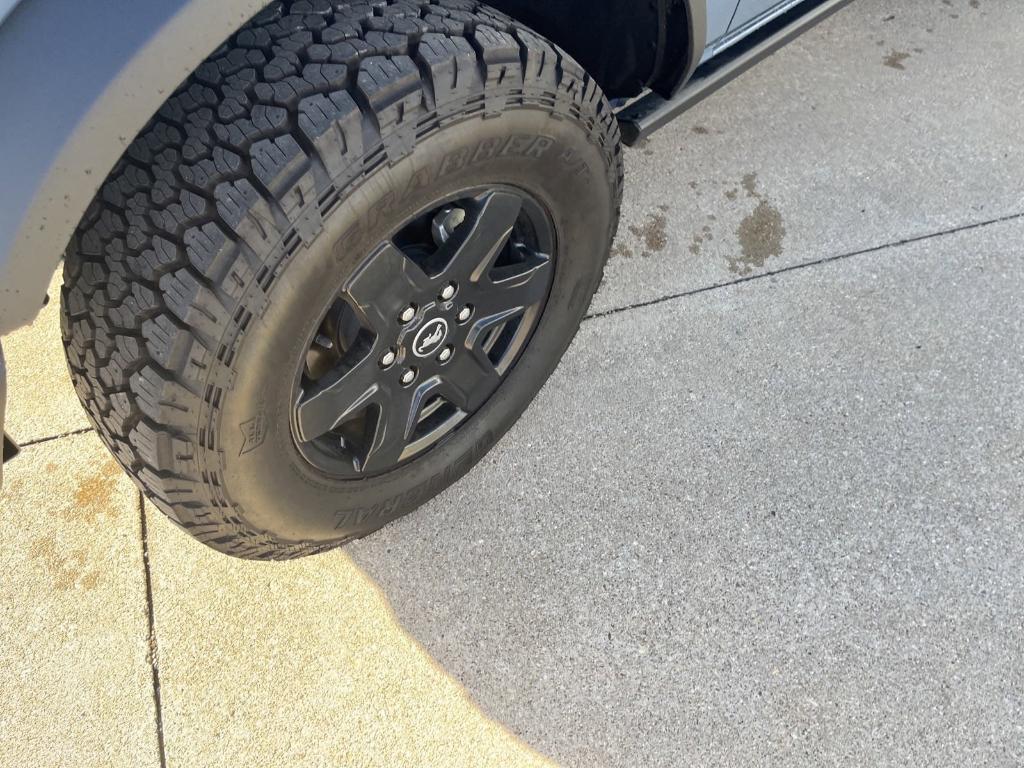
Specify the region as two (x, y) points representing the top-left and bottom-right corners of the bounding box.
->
(138, 491), (169, 768)
(585, 210), (1024, 322)
(15, 427), (93, 448)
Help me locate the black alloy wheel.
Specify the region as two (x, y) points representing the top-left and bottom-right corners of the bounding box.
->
(294, 188), (555, 477)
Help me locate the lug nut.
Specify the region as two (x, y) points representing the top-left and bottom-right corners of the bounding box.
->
(440, 283), (457, 301)
(456, 305), (473, 323)
(379, 349), (396, 369)
(400, 368), (417, 386)
(399, 305), (416, 324)
(437, 346), (453, 363)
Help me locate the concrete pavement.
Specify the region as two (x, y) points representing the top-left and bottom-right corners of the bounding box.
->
(2, 1), (1022, 766)
(351, 218), (1024, 766)
(0, 434), (158, 767)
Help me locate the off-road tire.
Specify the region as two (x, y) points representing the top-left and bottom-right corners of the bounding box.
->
(61, 0), (623, 559)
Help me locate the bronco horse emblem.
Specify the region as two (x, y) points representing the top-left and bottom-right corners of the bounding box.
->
(413, 318), (449, 357)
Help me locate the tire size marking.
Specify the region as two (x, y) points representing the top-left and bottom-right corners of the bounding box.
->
(332, 134), (581, 265)
(437, 134), (554, 178)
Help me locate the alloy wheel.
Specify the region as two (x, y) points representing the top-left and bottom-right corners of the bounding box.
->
(292, 187), (556, 478)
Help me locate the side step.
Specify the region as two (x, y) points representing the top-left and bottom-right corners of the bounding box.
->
(617, 0), (855, 146)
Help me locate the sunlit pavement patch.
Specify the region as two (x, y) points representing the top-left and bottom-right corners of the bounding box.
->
(0, 433), (157, 768)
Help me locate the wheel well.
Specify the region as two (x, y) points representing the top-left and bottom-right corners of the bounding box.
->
(486, 0), (694, 98)
(0, 0), (693, 337)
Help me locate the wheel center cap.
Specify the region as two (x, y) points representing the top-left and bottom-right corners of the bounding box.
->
(412, 317), (449, 358)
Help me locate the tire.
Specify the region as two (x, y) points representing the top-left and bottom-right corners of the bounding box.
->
(61, 0), (622, 559)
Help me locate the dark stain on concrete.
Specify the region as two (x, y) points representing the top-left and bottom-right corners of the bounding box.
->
(741, 173), (759, 197)
(611, 242), (635, 259)
(629, 212), (668, 256)
(883, 50), (911, 70)
(70, 459), (122, 524)
(30, 536), (101, 591)
(735, 201), (785, 275)
(689, 224), (714, 256)
(730, 173), (786, 275)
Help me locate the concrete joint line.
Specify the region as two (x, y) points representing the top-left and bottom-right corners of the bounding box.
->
(585, 210), (1024, 322)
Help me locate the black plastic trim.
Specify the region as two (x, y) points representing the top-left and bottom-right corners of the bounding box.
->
(650, 0), (706, 97)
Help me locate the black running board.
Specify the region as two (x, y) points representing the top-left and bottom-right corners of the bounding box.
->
(617, 0), (855, 146)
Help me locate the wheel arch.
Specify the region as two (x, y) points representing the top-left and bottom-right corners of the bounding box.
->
(486, 0), (704, 98)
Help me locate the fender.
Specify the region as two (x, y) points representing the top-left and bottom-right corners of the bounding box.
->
(0, 0), (268, 336)
(0, 0), (706, 336)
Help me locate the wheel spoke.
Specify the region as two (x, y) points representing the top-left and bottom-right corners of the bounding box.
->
(439, 191), (523, 282)
(473, 252), (552, 321)
(344, 242), (432, 332)
(294, 352), (383, 443)
(440, 344), (502, 413)
(359, 378), (438, 474)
